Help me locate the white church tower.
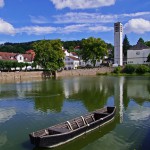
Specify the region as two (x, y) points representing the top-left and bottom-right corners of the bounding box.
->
(114, 22), (123, 66)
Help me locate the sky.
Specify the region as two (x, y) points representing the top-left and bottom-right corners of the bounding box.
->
(0, 0), (150, 45)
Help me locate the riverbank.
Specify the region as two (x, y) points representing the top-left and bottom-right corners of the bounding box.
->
(56, 67), (114, 77)
(0, 67), (114, 83)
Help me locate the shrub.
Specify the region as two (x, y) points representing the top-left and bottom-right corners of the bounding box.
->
(123, 65), (136, 74)
(136, 65), (149, 74)
(113, 66), (122, 74)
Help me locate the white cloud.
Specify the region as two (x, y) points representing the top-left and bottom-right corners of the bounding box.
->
(16, 26), (57, 35)
(0, 0), (4, 8)
(58, 24), (88, 33)
(30, 15), (49, 24)
(54, 11), (150, 24)
(0, 18), (16, 35)
(50, 0), (116, 9)
(89, 25), (113, 32)
(54, 12), (117, 23)
(124, 18), (150, 34)
(57, 24), (113, 33)
(122, 12), (150, 17)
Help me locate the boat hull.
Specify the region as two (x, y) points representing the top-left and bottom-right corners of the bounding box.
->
(29, 106), (116, 148)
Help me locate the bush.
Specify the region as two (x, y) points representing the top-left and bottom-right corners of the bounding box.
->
(123, 65), (136, 74)
(136, 65), (149, 74)
(113, 66), (122, 74)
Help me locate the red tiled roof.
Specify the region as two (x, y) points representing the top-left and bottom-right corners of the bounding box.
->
(71, 52), (78, 56)
(75, 46), (80, 49)
(68, 56), (79, 61)
(0, 52), (17, 61)
(0, 52), (34, 62)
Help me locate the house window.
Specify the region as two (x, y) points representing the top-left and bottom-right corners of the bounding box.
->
(136, 52), (140, 55)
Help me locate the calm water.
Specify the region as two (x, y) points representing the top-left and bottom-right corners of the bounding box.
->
(0, 76), (150, 150)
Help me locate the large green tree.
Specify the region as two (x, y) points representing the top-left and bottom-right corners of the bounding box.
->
(81, 37), (107, 66)
(123, 34), (130, 57)
(33, 40), (64, 71)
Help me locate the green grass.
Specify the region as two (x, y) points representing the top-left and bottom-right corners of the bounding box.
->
(97, 72), (150, 76)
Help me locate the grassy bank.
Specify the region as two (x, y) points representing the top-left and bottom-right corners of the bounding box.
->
(97, 72), (150, 76)
(97, 64), (150, 76)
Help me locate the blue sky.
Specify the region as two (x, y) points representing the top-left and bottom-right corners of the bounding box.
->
(0, 0), (150, 45)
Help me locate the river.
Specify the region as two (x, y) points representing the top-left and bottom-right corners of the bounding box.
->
(0, 76), (150, 150)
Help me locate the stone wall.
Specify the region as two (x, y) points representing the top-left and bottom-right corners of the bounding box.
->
(0, 71), (43, 83)
(0, 67), (114, 83)
(57, 67), (114, 77)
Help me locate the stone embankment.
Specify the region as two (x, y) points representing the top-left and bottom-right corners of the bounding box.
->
(0, 71), (43, 83)
(0, 67), (114, 83)
(56, 67), (114, 77)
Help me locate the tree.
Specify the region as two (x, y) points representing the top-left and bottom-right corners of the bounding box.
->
(18, 62), (25, 71)
(81, 37), (107, 67)
(4, 61), (13, 72)
(123, 34), (130, 57)
(138, 37), (144, 44)
(33, 40), (65, 71)
(0, 60), (5, 71)
(24, 62), (29, 71)
(12, 61), (19, 71)
(147, 53), (150, 62)
(145, 41), (150, 47)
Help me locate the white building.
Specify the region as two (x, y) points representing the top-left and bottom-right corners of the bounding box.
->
(64, 56), (80, 70)
(114, 22), (123, 66)
(127, 41), (150, 64)
(63, 48), (104, 69)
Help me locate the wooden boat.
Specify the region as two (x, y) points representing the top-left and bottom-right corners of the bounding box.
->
(29, 106), (116, 148)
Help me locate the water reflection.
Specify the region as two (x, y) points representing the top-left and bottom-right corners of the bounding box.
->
(0, 76), (150, 150)
(0, 132), (7, 147)
(0, 108), (16, 123)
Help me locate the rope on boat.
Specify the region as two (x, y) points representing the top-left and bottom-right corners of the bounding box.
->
(81, 116), (86, 125)
(66, 121), (73, 130)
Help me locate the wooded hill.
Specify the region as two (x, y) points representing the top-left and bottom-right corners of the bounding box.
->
(0, 40), (114, 54)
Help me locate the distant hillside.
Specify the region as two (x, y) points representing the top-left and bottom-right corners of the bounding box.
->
(0, 41), (35, 54)
(0, 39), (114, 54)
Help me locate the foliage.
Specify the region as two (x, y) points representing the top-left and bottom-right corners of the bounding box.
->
(0, 41), (34, 53)
(147, 53), (150, 62)
(113, 66), (122, 74)
(81, 37), (107, 66)
(107, 43), (114, 50)
(123, 64), (137, 74)
(123, 34), (130, 57)
(5, 61), (13, 71)
(12, 61), (18, 70)
(18, 62), (25, 71)
(0, 60), (5, 70)
(33, 40), (65, 71)
(136, 65), (149, 74)
(61, 40), (82, 50)
(122, 64), (149, 74)
(145, 41), (150, 47)
(138, 37), (144, 44)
